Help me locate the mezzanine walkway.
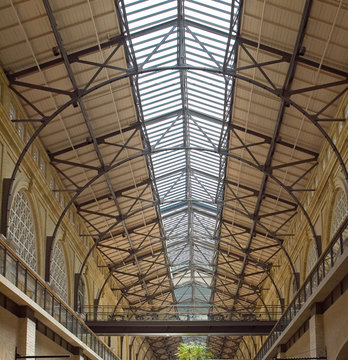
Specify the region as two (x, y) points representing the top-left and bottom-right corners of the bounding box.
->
(84, 305), (278, 336)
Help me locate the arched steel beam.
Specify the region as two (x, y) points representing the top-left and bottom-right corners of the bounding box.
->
(216, 248), (285, 314)
(241, 337), (252, 360)
(62, 148), (314, 310)
(136, 338), (147, 360)
(94, 230), (284, 316)
(5, 64), (346, 286)
(93, 271), (113, 312)
(91, 255), (169, 314)
(6, 63), (347, 205)
(129, 336), (136, 360)
(141, 345), (151, 360)
(49, 145), (317, 290)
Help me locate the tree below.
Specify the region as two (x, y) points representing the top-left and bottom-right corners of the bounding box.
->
(176, 342), (212, 360)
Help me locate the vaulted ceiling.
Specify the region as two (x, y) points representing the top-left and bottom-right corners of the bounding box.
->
(0, 0), (347, 358)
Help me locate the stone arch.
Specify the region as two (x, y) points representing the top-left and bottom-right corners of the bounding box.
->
(7, 187), (38, 272)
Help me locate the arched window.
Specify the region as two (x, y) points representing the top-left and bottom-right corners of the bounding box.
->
(289, 273), (299, 302)
(50, 242), (68, 303)
(7, 191), (37, 271)
(305, 240), (317, 277)
(330, 189), (348, 237)
(77, 278), (86, 313)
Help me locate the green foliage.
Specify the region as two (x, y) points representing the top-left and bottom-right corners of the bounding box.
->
(176, 342), (212, 360)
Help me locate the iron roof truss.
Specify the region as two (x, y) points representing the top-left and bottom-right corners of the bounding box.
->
(2, 0), (348, 358)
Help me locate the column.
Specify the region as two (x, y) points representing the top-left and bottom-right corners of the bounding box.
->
(17, 307), (36, 357)
(309, 303), (326, 357)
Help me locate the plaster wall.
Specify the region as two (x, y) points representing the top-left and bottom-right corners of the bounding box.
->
(323, 290), (348, 360)
(0, 306), (18, 360)
(285, 330), (310, 358)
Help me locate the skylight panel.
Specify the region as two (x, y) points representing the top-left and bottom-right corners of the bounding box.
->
(187, 71), (226, 93)
(187, 28), (228, 51)
(142, 92), (181, 111)
(185, 41), (226, 63)
(188, 99), (224, 119)
(147, 123), (184, 149)
(140, 81), (178, 99)
(126, 1), (177, 32)
(137, 68), (178, 84)
(132, 28), (176, 57)
(121, 0), (240, 309)
(175, 286), (193, 302)
(142, 99), (182, 118)
(191, 175), (218, 196)
(188, 85), (225, 105)
(152, 159), (185, 177)
(136, 45), (178, 67)
(188, 81), (225, 101)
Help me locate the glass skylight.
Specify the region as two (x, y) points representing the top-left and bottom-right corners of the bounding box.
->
(120, 0), (240, 320)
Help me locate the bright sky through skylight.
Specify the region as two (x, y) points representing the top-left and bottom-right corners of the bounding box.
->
(121, 0), (240, 313)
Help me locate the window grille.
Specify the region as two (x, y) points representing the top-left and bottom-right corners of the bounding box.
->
(331, 189), (348, 236)
(40, 160), (45, 175)
(305, 241), (317, 277)
(9, 105), (16, 121)
(8, 191), (37, 271)
(33, 148), (38, 163)
(77, 278), (86, 313)
(17, 123), (24, 139)
(50, 241), (68, 303)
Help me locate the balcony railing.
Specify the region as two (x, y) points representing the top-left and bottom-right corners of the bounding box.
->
(83, 304), (283, 322)
(255, 217), (348, 360)
(0, 236), (120, 360)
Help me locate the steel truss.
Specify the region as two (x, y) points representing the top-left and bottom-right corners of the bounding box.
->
(1, 0), (347, 358)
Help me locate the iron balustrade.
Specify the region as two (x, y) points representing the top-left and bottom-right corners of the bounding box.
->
(255, 217), (348, 360)
(0, 235), (120, 360)
(82, 304), (283, 322)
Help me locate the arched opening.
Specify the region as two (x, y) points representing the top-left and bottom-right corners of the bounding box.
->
(7, 190), (37, 272)
(50, 241), (68, 303)
(305, 240), (317, 277)
(77, 277), (86, 313)
(331, 188), (348, 238)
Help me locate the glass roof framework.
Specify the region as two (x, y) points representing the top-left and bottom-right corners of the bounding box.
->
(118, 0), (240, 313)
